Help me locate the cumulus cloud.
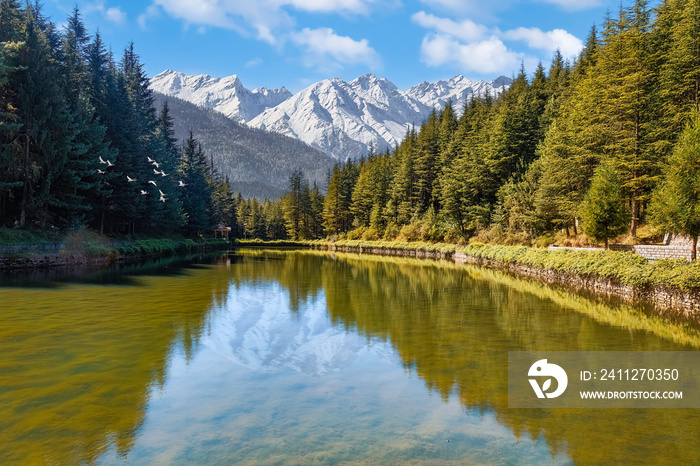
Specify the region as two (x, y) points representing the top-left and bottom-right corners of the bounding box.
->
(411, 11), (487, 42)
(502, 27), (583, 59)
(84, 1), (127, 25)
(245, 57), (263, 68)
(142, 0), (383, 43)
(291, 27), (381, 71)
(537, 0), (602, 11)
(278, 0), (376, 14)
(413, 11), (583, 75)
(104, 7), (126, 24)
(420, 33), (522, 74)
(137, 4), (160, 30)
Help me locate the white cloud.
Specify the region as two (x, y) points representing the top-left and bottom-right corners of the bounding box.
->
(418, 0), (481, 15)
(142, 0), (385, 44)
(420, 33), (522, 74)
(137, 4), (160, 30)
(503, 27), (583, 59)
(276, 0), (375, 14)
(245, 57), (263, 68)
(536, 0), (602, 12)
(152, 0), (247, 32)
(291, 27), (381, 71)
(104, 7), (126, 24)
(411, 11), (487, 42)
(83, 1), (127, 25)
(414, 12), (584, 75)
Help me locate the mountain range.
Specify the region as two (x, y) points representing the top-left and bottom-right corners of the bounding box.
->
(151, 70), (511, 161)
(152, 92), (334, 199)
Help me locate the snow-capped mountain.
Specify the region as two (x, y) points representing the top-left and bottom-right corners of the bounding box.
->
(151, 70), (511, 160)
(150, 69), (292, 122)
(249, 74), (432, 160)
(406, 75), (513, 111)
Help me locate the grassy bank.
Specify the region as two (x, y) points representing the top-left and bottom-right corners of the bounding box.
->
(0, 228), (231, 261)
(251, 239), (700, 294)
(459, 243), (700, 292)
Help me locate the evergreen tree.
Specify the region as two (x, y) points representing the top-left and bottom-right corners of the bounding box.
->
(594, 1), (660, 236)
(580, 162), (629, 248)
(179, 133), (212, 235)
(650, 111), (700, 260)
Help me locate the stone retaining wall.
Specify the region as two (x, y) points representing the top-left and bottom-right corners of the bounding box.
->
(309, 243), (700, 320)
(0, 243), (225, 271)
(311, 243), (453, 260)
(454, 251), (700, 319)
(608, 244), (696, 261)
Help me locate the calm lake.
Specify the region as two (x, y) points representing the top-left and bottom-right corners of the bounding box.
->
(2, 249), (700, 465)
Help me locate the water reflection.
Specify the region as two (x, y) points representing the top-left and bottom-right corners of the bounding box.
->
(0, 261), (229, 464)
(1, 249), (700, 464)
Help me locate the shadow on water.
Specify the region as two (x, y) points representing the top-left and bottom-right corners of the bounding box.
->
(0, 254), (233, 465)
(0, 252), (226, 288)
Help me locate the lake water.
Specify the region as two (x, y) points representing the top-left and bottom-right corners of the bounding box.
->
(1, 249), (700, 465)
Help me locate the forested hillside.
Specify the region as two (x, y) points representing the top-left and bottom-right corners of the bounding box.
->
(0, 3), (240, 236)
(3, 0), (700, 250)
(152, 92), (334, 199)
(256, 0), (700, 248)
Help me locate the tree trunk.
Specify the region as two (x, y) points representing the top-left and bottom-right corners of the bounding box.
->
(693, 235), (698, 262)
(605, 237), (609, 249)
(100, 200), (105, 236)
(19, 136), (29, 228)
(630, 196), (639, 237)
(573, 218), (578, 236)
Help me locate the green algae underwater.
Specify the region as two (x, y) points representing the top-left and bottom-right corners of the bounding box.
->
(1, 249), (699, 465)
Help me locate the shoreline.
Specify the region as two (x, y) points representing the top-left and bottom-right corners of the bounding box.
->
(240, 240), (700, 320)
(0, 238), (231, 271)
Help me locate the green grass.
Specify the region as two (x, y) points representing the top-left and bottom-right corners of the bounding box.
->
(0, 227), (62, 244)
(306, 239), (460, 255)
(0, 228), (230, 258)
(294, 239), (700, 293)
(459, 242), (700, 292)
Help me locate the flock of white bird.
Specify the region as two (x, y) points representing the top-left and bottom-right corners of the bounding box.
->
(98, 155), (187, 203)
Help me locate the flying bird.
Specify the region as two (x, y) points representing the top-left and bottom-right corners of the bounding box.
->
(160, 171), (168, 177)
(159, 189), (165, 197)
(106, 160), (114, 167)
(153, 169), (160, 175)
(97, 169), (105, 174)
(148, 180), (157, 186)
(127, 176), (136, 182)
(178, 181), (187, 187)
(159, 196), (167, 202)
(152, 161), (160, 168)
(99, 156), (107, 165)
(147, 156), (154, 163)
(140, 190), (148, 195)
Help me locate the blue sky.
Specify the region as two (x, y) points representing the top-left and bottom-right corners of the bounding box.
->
(42, 0), (642, 92)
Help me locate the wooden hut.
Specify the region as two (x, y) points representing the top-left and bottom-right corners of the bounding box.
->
(214, 224), (232, 240)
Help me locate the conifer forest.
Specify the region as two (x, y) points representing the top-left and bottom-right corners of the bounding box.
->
(2, 0), (700, 246)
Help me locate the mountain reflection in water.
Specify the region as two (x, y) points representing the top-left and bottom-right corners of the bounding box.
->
(1, 249), (699, 464)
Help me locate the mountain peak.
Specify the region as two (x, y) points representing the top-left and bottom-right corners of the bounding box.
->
(153, 70), (511, 160)
(150, 70), (291, 122)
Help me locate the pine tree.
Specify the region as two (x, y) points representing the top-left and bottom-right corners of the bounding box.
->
(179, 133), (212, 235)
(594, 1), (660, 236)
(650, 111), (700, 260)
(580, 162), (628, 248)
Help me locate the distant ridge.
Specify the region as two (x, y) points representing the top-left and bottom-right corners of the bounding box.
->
(152, 92), (334, 199)
(151, 71), (511, 161)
